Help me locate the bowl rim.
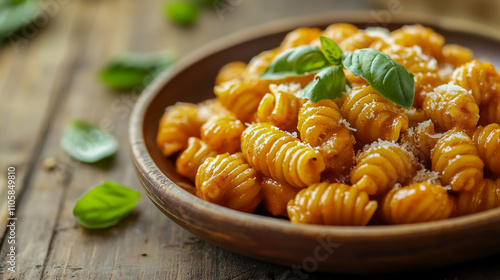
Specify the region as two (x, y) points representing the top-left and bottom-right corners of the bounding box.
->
(130, 10), (500, 238)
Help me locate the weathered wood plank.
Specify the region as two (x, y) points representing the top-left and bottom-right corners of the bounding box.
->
(0, 1), (82, 241)
(0, 0), (90, 248)
(0, 1), (101, 279)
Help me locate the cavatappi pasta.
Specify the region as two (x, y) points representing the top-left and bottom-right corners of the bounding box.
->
(157, 24), (500, 226)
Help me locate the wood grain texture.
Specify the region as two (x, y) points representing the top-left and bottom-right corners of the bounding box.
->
(1, 0), (500, 279)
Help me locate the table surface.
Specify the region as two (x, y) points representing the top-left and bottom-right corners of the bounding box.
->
(1, 0), (500, 279)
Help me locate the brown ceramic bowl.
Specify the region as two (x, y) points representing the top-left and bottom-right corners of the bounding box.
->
(130, 12), (500, 274)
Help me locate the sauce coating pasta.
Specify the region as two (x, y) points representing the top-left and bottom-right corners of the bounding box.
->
(157, 23), (500, 226)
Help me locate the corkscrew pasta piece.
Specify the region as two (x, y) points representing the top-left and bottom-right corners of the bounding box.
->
(390, 25), (444, 60)
(479, 99), (500, 126)
(340, 31), (388, 52)
(176, 137), (217, 181)
(442, 44), (473, 67)
(451, 60), (500, 106)
(350, 140), (417, 196)
(321, 23), (359, 45)
(195, 153), (261, 213)
(214, 79), (265, 122)
(200, 115), (245, 154)
(409, 167), (442, 186)
(280, 27), (322, 50)
(287, 182), (377, 226)
(342, 85), (409, 144)
(413, 72), (443, 108)
(453, 179), (500, 216)
(422, 84), (479, 132)
(472, 124), (500, 176)
(382, 45), (439, 74)
(260, 178), (299, 216)
(298, 99), (355, 178)
(256, 83), (304, 132)
(241, 123), (325, 188)
(380, 183), (453, 224)
(215, 61), (247, 85)
(431, 130), (484, 192)
(157, 103), (208, 156)
(381, 45), (441, 108)
(401, 107), (428, 127)
(400, 120), (441, 168)
(242, 49), (314, 95)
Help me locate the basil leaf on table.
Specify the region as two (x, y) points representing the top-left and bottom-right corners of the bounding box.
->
(342, 49), (415, 109)
(73, 181), (141, 229)
(61, 120), (118, 163)
(99, 51), (175, 91)
(303, 65), (346, 103)
(319, 36), (343, 65)
(260, 45), (330, 79)
(0, 0), (41, 42)
(164, 1), (199, 26)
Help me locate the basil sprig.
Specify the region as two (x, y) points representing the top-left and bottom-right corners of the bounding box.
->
(260, 45), (330, 79)
(343, 49), (414, 108)
(73, 181), (141, 229)
(260, 36), (415, 108)
(61, 120), (118, 163)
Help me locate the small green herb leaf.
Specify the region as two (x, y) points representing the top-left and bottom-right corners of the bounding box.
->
(61, 120), (118, 163)
(343, 49), (415, 108)
(303, 65), (346, 103)
(164, 1), (199, 26)
(100, 51), (175, 91)
(73, 181), (141, 229)
(319, 36), (343, 65)
(260, 45), (330, 79)
(0, 0), (41, 42)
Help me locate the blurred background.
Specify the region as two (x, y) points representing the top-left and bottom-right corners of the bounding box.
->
(1, 0), (500, 279)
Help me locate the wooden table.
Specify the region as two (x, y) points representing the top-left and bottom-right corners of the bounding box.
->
(1, 0), (500, 279)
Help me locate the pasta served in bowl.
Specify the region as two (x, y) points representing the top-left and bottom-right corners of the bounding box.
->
(130, 13), (500, 273)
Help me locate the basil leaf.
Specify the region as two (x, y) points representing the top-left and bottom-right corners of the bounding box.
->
(61, 120), (118, 163)
(0, 0), (41, 42)
(319, 36), (342, 65)
(73, 181), (141, 229)
(260, 45), (330, 79)
(342, 49), (415, 109)
(164, 1), (199, 26)
(303, 65), (346, 103)
(100, 51), (175, 91)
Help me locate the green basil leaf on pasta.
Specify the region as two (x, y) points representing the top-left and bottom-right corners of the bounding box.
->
(0, 0), (41, 42)
(73, 181), (141, 229)
(61, 120), (118, 163)
(342, 48), (415, 109)
(164, 1), (199, 26)
(319, 36), (343, 65)
(99, 50), (175, 91)
(303, 65), (346, 103)
(260, 45), (330, 79)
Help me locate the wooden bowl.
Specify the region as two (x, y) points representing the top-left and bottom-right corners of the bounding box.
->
(130, 12), (500, 274)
